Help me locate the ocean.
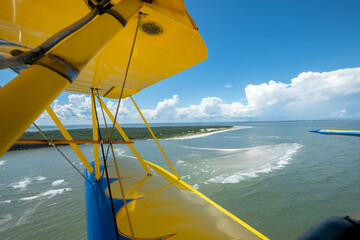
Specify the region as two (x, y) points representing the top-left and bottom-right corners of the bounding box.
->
(1, 120), (360, 239)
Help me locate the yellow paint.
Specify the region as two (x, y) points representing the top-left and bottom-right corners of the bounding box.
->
(0, 0), (145, 156)
(97, 97), (151, 175)
(131, 96), (179, 179)
(102, 156), (268, 240)
(0, 65), (69, 157)
(91, 89), (100, 180)
(323, 130), (359, 133)
(0, 2), (269, 239)
(144, 161), (270, 240)
(0, 0), (207, 99)
(46, 106), (94, 174)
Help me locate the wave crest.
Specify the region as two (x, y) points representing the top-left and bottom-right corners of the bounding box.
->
(20, 188), (72, 201)
(204, 143), (302, 184)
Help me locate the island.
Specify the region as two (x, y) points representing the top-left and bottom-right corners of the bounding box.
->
(10, 125), (237, 151)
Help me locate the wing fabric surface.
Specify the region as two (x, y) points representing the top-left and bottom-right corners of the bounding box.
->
(85, 157), (267, 240)
(0, 0), (207, 99)
(310, 129), (360, 137)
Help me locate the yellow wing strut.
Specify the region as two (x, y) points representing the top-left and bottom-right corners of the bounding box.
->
(46, 106), (94, 174)
(130, 96), (180, 179)
(97, 97), (151, 175)
(91, 89), (101, 180)
(0, 0), (144, 157)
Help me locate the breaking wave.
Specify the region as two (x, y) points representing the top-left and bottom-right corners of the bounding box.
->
(0, 160), (6, 166)
(52, 179), (65, 186)
(178, 143), (302, 185)
(205, 143), (302, 184)
(114, 149), (126, 156)
(10, 178), (31, 190)
(20, 188), (72, 201)
(35, 176), (46, 181)
(9, 176), (47, 190)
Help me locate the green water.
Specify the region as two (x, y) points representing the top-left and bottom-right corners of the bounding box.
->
(1, 120), (360, 239)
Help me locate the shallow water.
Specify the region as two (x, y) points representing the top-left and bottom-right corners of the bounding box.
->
(1, 120), (360, 239)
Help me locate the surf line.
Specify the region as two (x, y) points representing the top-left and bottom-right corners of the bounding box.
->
(168, 126), (252, 140)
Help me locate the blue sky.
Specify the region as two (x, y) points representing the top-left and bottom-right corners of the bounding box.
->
(1, 0), (360, 124)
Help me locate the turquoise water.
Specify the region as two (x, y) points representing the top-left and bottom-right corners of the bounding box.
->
(1, 120), (360, 239)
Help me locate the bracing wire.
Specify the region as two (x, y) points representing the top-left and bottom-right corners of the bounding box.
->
(96, 90), (135, 240)
(89, 12), (143, 239)
(91, 88), (120, 240)
(104, 12), (143, 163)
(331, 119), (355, 129)
(32, 123), (92, 185)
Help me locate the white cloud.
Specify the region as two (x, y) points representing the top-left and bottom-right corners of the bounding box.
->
(244, 67), (360, 119)
(105, 98), (133, 119)
(53, 95), (91, 119)
(225, 84), (232, 88)
(36, 67), (360, 124)
(142, 95), (180, 119)
(176, 97), (252, 120)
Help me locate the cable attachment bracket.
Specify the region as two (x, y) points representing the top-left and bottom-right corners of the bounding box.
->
(105, 9), (127, 27)
(34, 54), (79, 83)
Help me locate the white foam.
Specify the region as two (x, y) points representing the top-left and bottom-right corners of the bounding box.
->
(114, 149), (125, 156)
(52, 179), (65, 186)
(20, 188), (72, 201)
(206, 143), (302, 184)
(0, 200), (11, 204)
(193, 184), (199, 190)
(0, 160), (6, 165)
(10, 178), (31, 190)
(182, 146), (242, 152)
(35, 176), (46, 181)
(180, 175), (191, 180)
(177, 160), (185, 165)
(276, 143), (302, 167)
(208, 171), (259, 184)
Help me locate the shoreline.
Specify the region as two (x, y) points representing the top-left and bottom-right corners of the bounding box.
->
(10, 125), (243, 151)
(167, 126), (252, 140)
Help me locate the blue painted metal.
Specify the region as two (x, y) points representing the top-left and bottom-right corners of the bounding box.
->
(85, 162), (132, 240)
(309, 130), (360, 136)
(84, 161), (164, 240)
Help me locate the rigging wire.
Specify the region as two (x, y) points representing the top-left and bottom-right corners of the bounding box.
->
(96, 90), (135, 240)
(91, 88), (120, 240)
(32, 123), (92, 185)
(104, 12), (144, 163)
(330, 119), (355, 129)
(92, 13), (143, 239)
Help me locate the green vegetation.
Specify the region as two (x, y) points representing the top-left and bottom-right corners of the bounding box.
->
(10, 125), (232, 151)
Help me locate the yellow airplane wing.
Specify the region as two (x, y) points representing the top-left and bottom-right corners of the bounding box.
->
(0, 0), (207, 99)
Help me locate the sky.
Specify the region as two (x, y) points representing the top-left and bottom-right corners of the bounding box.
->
(1, 0), (360, 124)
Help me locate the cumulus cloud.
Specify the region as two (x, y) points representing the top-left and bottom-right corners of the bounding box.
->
(38, 95), (92, 121)
(36, 67), (360, 123)
(245, 67), (360, 119)
(142, 95), (180, 119)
